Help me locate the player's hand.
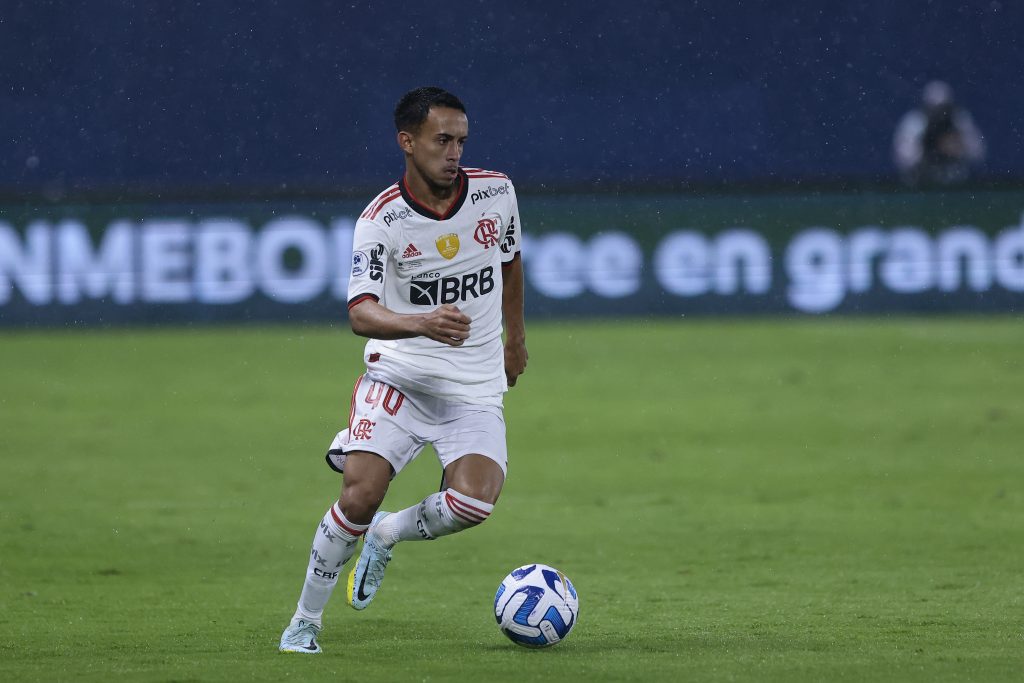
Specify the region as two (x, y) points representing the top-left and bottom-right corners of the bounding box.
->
(504, 338), (528, 387)
(421, 304), (472, 346)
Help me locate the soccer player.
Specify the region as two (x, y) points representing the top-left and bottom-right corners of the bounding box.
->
(279, 86), (527, 654)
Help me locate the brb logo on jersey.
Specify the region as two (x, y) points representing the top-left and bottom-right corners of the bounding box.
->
(409, 266), (494, 306)
(474, 216), (501, 249)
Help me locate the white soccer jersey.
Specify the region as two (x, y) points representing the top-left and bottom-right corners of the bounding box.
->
(347, 167), (522, 406)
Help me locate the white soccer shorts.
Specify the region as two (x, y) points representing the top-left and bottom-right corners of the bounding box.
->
(325, 374), (508, 478)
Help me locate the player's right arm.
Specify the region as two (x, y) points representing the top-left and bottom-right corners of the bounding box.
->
(346, 215), (471, 346)
(349, 299), (471, 347)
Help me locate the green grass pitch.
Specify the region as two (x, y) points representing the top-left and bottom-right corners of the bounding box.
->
(1, 318), (1022, 682)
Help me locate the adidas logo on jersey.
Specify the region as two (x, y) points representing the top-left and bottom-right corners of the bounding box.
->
(402, 243), (423, 259)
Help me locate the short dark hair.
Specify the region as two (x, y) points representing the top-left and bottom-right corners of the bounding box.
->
(394, 87), (466, 133)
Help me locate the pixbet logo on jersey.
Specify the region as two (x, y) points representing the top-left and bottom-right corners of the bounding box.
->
(470, 183), (509, 205)
(382, 207), (413, 227)
(409, 266), (495, 305)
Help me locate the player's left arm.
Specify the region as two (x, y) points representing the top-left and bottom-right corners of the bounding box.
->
(502, 253), (528, 387)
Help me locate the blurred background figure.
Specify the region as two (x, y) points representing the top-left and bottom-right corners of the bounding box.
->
(893, 80), (986, 187)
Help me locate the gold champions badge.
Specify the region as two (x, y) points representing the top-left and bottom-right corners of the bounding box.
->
(435, 233), (460, 260)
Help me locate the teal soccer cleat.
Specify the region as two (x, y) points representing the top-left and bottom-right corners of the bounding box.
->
(346, 512), (393, 610)
(279, 618), (322, 654)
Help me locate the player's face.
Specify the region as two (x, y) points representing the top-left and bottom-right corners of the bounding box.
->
(403, 106), (469, 192)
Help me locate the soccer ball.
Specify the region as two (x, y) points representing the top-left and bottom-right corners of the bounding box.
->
(494, 563), (579, 648)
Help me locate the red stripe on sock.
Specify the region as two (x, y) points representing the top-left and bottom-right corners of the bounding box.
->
(447, 504), (481, 525)
(330, 504), (367, 537)
(445, 491), (489, 524)
(446, 491), (491, 518)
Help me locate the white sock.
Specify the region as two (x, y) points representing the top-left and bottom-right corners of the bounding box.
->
(293, 502), (368, 626)
(373, 488), (493, 548)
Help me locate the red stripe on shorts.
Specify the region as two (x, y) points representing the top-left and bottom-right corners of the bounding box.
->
(347, 375), (364, 438)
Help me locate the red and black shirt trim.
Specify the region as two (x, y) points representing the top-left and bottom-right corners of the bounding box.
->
(347, 293), (379, 310)
(399, 168), (469, 221)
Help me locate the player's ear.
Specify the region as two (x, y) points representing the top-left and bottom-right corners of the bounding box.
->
(397, 130), (414, 153)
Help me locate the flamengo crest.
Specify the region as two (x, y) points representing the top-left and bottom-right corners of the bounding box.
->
(351, 419), (375, 440)
(474, 217), (501, 249)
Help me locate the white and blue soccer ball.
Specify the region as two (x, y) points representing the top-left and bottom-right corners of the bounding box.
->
(494, 563), (579, 648)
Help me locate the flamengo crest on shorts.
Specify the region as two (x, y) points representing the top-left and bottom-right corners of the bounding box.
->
(324, 375), (509, 477)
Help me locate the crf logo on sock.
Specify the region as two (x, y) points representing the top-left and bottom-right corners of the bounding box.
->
(352, 419), (375, 440)
(313, 568), (339, 580)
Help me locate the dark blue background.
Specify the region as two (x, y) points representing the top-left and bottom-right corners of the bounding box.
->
(2, 1), (1020, 196)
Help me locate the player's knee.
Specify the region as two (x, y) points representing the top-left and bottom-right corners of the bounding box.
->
(443, 455), (504, 505)
(338, 451), (392, 524)
(339, 482), (387, 525)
